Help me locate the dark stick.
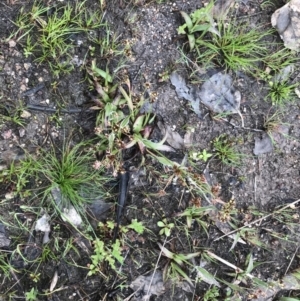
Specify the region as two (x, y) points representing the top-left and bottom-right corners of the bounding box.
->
(113, 171), (129, 241)
(22, 83), (45, 96)
(25, 103), (92, 114)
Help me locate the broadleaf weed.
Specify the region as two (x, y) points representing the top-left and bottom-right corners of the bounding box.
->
(157, 218), (175, 237)
(88, 236), (125, 276)
(25, 288), (38, 301)
(203, 286), (220, 301)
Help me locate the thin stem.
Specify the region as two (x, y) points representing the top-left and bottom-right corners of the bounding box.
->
(214, 199), (300, 241)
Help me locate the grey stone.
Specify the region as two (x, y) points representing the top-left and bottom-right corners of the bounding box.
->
(271, 0), (300, 50)
(35, 214), (51, 244)
(130, 270), (165, 300)
(0, 223), (10, 248)
(253, 134), (273, 155)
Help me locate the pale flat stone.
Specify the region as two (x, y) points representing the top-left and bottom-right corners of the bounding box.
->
(271, 0), (300, 50)
(61, 206), (82, 227)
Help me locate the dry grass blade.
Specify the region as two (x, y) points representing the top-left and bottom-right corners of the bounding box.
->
(215, 199), (300, 241)
(205, 250), (254, 279)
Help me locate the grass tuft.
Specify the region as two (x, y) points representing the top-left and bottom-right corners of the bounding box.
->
(12, 140), (108, 210)
(213, 134), (243, 167)
(178, 4), (273, 73)
(195, 22), (272, 72)
(10, 0), (107, 76)
(266, 80), (298, 106)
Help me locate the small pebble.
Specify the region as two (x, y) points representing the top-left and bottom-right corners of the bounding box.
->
(20, 110), (31, 118)
(19, 128), (26, 137)
(8, 40), (16, 48)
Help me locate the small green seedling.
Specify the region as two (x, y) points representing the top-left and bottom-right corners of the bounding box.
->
(0, 252), (15, 278)
(263, 110), (283, 133)
(89, 219), (146, 276)
(157, 218), (175, 237)
(99, 219), (146, 239)
(262, 48), (297, 75)
(225, 252), (267, 289)
(177, 206), (213, 232)
(190, 149), (213, 162)
(0, 97), (27, 127)
(262, 110), (291, 144)
(178, 4), (273, 72)
(238, 228), (263, 248)
(90, 59), (113, 84)
(158, 64), (175, 83)
(198, 23), (272, 72)
(25, 288), (38, 301)
(88, 238), (124, 276)
(30, 272), (41, 283)
(119, 219), (146, 236)
(178, 2), (219, 50)
(126, 219), (145, 234)
(148, 153), (212, 201)
(158, 70), (170, 82)
(89, 63), (174, 169)
(203, 286), (220, 301)
(88, 23), (122, 59)
(10, 139), (108, 210)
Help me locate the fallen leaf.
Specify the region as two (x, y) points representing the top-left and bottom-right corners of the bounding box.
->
(183, 128), (194, 148)
(170, 72), (202, 118)
(170, 72), (243, 126)
(199, 72), (243, 121)
(49, 270), (58, 292)
(196, 266), (221, 287)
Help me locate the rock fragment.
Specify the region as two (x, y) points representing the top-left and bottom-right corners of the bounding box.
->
(253, 134), (273, 155)
(8, 40), (16, 48)
(0, 223), (10, 248)
(130, 271), (165, 300)
(61, 206), (83, 227)
(271, 0), (300, 50)
(35, 214), (51, 244)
